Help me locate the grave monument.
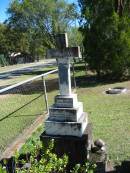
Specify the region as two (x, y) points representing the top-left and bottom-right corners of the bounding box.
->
(41, 33), (93, 168)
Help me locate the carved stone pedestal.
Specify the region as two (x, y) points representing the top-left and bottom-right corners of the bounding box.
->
(40, 123), (92, 170)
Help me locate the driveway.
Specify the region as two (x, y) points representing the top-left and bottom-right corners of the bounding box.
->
(0, 59), (57, 89)
(0, 59), (56, 79)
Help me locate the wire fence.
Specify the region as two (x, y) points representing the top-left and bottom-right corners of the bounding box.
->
(0, 69), (58, 154)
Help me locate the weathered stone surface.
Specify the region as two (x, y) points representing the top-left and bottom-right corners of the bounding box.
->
(45, 112), (88, 137)
(58, 57), (71, 95)
(55, 94), (78, 108)
(44, 33), (89, 138)
(47, 34), (81, 96)
(40, 123), (92, 170)
(49, 102), (83, 122)
(55, 33), (68, 49)
(106, 87), (127, 94)
(42, 33), (94, 168)
(94, 139), (105, 148)
(47, 47), (81, 59)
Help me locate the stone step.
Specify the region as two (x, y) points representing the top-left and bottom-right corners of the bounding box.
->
(49, 102), (83, 122)
(45, 112), (88, 137)
(55, 94), (78, 108)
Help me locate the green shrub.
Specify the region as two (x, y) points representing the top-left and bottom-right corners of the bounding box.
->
(0, 139), (96, 173)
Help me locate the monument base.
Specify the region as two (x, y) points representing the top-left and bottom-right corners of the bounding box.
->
(45, 112), (88, 137)
(40, 123), (93, 170)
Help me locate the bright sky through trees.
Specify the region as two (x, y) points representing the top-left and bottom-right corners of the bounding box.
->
(0, 0), (77, 23)
(0, 0), (10, 23)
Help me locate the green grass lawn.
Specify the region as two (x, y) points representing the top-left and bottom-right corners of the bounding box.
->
(0, 67), (58, 154)
(75, 64), (130, 163)
(0, 63), (130, 164)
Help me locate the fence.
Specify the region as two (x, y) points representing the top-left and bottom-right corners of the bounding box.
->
(0, 69), (58, 154)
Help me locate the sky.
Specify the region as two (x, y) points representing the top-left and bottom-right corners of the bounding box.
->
(0, 0), (76, 23)
(0, 0), (11, 23)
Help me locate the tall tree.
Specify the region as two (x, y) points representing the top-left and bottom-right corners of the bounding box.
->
(6, 0), (78, 59)
(0, 24), (8, 55)
(79, 0), (130, 79)
(68, 27), (83, 47)
(115, 0), (130, 17)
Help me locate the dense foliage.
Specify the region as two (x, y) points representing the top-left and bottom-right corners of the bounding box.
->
(0, 0), (82, 63)
(79, 0), (130, 79)
(0, 139), (96, 173)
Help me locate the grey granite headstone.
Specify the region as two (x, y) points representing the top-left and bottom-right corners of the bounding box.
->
(45, 33), (88, 137)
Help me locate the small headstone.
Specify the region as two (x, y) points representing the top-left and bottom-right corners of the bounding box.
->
(106, 87), (127, 94)
(91, 139), (107, 173)
(94, 139), (105, 149)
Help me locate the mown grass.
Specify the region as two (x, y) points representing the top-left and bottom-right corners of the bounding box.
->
(74, 64), (130, 163)
(0, 66), (58, 154)
(1, 62), (130, 164)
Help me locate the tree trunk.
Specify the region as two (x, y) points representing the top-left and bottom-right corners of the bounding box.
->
(115, 0), (124, 17)
(96, 69), (101, 79)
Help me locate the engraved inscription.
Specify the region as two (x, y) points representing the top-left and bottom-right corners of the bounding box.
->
(56, 98), (72, 104)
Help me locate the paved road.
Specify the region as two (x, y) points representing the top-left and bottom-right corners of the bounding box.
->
(0, 59), (56, 79)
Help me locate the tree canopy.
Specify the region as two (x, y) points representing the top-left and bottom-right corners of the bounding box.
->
(5, 0), (78, 58)
(79, 0), (130, 79)
(0, 0), (82, 63)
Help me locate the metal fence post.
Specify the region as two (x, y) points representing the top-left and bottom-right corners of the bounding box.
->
(42, 76), (49, 114)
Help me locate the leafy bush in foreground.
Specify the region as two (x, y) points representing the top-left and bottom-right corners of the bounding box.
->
(0, 139), (96, 173)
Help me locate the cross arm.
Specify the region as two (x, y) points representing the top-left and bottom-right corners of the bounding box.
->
(46, 47), (82, 59)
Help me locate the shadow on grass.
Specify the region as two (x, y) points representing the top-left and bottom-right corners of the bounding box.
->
(75, 74), (129, 88)
(115, 160), (130, 173)
(71, 64), (86, 71)
(0, 94), (43, 122)
(0, 84), (11, 90)
(0, 78), (58, 123)
(1, 72), (128, 96)
(20, 68), (56, 76)
(0, 78), (59, 95)
(106, 160), (130, 173)
(12, 114), (41, 118)
(0, 66), (56, 81)
(76, 75), (99, 88)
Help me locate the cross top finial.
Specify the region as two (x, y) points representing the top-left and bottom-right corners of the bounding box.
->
(47, 33), (81, 95)
(55, 33), (68, 50)
(47, 33), (81, 59)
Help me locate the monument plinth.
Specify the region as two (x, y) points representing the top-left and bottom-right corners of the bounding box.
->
(41, 33), (93, 168)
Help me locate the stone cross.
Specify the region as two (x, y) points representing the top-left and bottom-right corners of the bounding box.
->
(47, 33), (81, 95)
